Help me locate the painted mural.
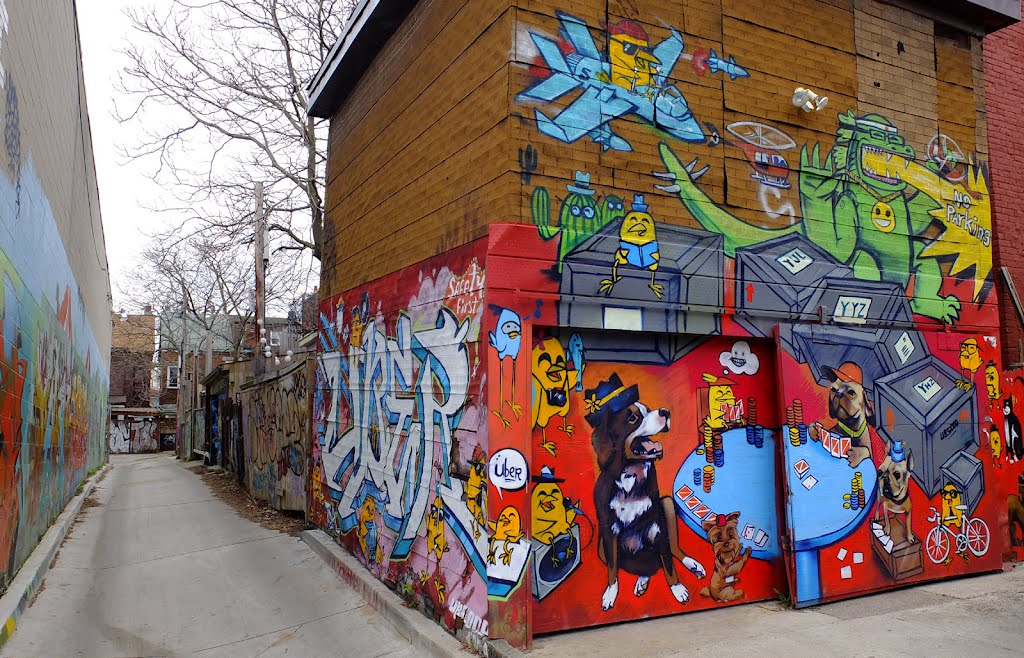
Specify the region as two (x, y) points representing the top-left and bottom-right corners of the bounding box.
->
(0, 71), (108, 600)
(108, 416), (158, 454)
(312, 243), (490, 640)
(241, 359), (312, 512)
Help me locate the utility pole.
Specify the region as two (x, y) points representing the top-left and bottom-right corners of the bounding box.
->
(254, 183), (267, 376)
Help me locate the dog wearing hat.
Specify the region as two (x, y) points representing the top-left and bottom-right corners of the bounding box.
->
(874, 439), (916, 543)
(809, 362), (875, 468)
(586, 374), (705, 611)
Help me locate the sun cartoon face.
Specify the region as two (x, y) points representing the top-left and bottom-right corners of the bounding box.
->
(619, 209), (657, 246)
(871, 201), (896, 233)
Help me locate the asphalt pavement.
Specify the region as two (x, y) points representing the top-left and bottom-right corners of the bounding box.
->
(0, 454), (420, 658)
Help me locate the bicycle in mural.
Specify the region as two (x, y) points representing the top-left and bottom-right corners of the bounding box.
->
(924, 505), (990, 565)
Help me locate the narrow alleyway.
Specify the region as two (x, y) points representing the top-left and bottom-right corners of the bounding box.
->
(0, 454), (418, 657)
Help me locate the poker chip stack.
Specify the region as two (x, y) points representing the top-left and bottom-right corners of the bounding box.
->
(787, 406), (800, 447)
(704, 425), (714, 463)
(703, 465), (715, 493)
(849, 472), (864, 510)
(793, 400), (808, 445)
(753, 425), (765, 449)
(693, 468), (701, 486)
(843, 493), (851, 509)
(745, 398), (757, 444)
(713, 432), (725, 467)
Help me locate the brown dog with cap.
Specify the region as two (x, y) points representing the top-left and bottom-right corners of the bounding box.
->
(809, 362), (875, 468)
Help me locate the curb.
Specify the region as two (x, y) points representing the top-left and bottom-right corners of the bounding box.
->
(303, 530), (528, 658)
(0, 462), (112, 650)
(302, 530), (466, 657)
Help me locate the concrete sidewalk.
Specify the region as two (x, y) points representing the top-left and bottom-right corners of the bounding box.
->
(0, 454), (421, 657)
(529, 566), (1024, 657)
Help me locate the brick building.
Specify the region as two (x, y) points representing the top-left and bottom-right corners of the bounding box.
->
(307, 0), (1021, 649)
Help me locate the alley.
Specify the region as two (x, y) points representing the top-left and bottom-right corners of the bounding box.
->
(0, 455), (418, 658)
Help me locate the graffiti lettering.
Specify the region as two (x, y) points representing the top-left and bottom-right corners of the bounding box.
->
(321, 308), (470, 558)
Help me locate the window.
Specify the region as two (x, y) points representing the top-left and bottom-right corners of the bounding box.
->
(269, 331), (281, 347)
(166, 366), (179, 389)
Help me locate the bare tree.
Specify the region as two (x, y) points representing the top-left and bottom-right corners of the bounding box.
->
(118, 0), (353, 261)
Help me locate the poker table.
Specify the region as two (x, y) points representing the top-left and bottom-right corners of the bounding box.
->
(672, 427), (781, 561)
(782, 425), (877, 606)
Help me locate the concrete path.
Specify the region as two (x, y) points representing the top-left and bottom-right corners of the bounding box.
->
(0, 454), (419, 658)
(531, 565), (1024, 657)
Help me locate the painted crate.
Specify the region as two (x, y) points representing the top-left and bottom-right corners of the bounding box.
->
(941, 450), (985, 516)
(559, 222), (723, 363)
(873, 356), (979, 496)
(734, 234), (852, 350)
(792, 323), (930, 390)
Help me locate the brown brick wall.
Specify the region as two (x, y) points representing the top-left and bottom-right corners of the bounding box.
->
(985, 2), (1024, 366)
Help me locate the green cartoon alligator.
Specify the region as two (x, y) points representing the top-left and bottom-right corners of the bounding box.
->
(656, 111), (961, 324)
(532, 170), (626, 272)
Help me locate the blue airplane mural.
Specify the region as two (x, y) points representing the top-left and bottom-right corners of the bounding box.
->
(517, 12), (749, 152)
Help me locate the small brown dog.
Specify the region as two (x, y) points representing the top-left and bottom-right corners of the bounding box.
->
(875, 440), (915, 542)
(810, 362), (874, 468)
(699, 511), (751, 603)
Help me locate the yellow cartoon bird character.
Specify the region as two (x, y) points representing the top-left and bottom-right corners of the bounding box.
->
(531, 467), (578, 552)
(464, 446), (487, 539)
(599, 195), (664, 299)
(605, 20), (660, 93)
(940, 484), (968, 563)
(487, 506), (525, 566)
(356, 496), (383, 564)
(985, 361), (1001, 401)
(957, 338), (982, 390)
(532, 337), (581, 456)
(989, 426), (1003, 466)
(702, 373), (740, 431)
(425, 494), (449, 560)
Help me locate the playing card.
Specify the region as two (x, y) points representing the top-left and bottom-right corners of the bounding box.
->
(837, 548), (848, 561)
(853, 552), (864, 564)
(676, 485), (694, 501)
(840, 565), (852, 580)
(754, 529), (768, 547)
(742, 523), (755, 540)
(685, 496), (701, 511)
(693, 504), (711, 519)
(802, 475), (818, 490)
(794, 459), (810, 477)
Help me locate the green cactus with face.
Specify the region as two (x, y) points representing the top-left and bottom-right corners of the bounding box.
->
(531, 171), (623, 272)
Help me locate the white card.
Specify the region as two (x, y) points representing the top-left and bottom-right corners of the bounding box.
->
(840, 565), (852, 580)
(853, 552), (864, 564)
(802, 475), (818, 490)
(837, 548), (848, 561)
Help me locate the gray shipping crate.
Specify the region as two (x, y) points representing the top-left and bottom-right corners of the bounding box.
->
(816, 277), (913, 327)
(874, 356), (979, 496)
(569, 328), (712, 365)
(941, 450), (985, 517)
(558, 222), (723, 363)
(792, 323), (930, 389)
(734, 234), (852, 346)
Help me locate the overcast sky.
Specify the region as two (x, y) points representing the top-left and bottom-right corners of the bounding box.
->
(77, 0), (171, 310)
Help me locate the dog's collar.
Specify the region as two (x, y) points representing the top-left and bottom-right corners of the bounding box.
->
(585, 386), (626, 413)
(885, 489), (910, 505)
(836, 419), (867, 438)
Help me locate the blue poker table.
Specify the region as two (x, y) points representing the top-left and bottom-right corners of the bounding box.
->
(781, 425), (876, 606)
(672, 427), (780, 561)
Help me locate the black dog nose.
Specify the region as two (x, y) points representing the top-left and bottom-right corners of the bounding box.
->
(659, 409), (670, 419)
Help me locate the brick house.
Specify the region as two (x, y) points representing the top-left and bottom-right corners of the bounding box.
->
(307, 0), (1020, 648)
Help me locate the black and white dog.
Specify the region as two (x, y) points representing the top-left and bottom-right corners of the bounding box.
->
(586, 374), (705, 611)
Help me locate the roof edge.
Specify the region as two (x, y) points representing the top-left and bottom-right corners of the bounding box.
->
(307, 0), (418, 118)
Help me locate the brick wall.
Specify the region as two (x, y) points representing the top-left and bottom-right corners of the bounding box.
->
(985, 2), (1024, 365)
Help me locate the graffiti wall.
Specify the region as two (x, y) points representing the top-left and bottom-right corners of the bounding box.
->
(241, 359), (314, 511)
(0, 0), (110, 599)
(313, 0), (1016, 647)
(312, 241), (490, 640)
(108, 415), (158, 454)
